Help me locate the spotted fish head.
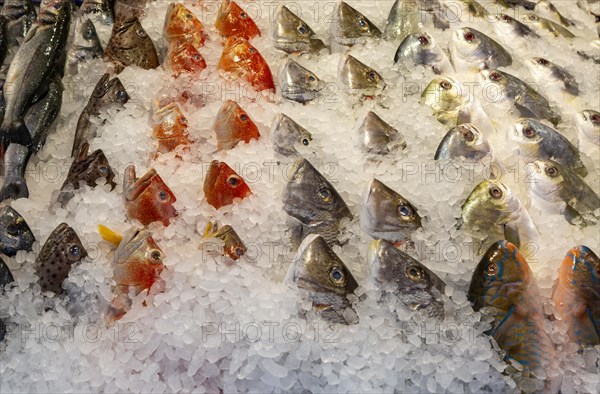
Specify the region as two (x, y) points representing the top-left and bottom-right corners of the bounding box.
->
(0, 205), (35, 257)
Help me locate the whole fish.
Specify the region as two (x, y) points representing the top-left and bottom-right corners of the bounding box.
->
(338, 55), (386, 96)
(0, 0), (70, 153)
(80, 0), (114, 25)
(421, 75), (470, 125)
(104, 17), (159, 73)
(99, 225), (165, 322)
(525, 57), (579, 97)
(283, 159), (353, 247)
(202, 222), (246, 262)
(151, 101), (191, 154)
(330, 1), (381, 49)
(71, 73), (129, 157)
(575, 109), (600, 145)
(394, 31), (453, 75)
(271, 113), (313, 157)
(163, 3), (205, 49)
(356, 111), (406, 155)
(123, 166), (177, 226)
(0, 72), (63, 201)
(215, 0), (260, 41)
(271, 6), (326, 54)
(204, 160), (252, 209)
(285, 234), (359, 325)
(361, 178), (421, 243)
(434, 123), (492, 161)
(528, 160), (599, 223)
(552, 246), (600, 346)
(479, 69), (561, 126)
(450, 27), (512, 73)
(384, 0), (449, 41)
(278, 59), (323, 103)
(66, 18), (103, 75)
(491, 13), (541, 39)
(534, 0), (575, 27)
(0, 205), (35, 257)
(468, 241), (557, 376)
(509, 118), (587, 177)
(0, 0), (37, 59)
(35, 223), (87, 294)
(213, 100), (260, 151)
(368, 239), (445, 318)
(164, 40), (206, 78)
(218, 36), (275, 92)
(57, 142), (117, 207)
(461, 179), (538, 248)
(522, 13), (575, 38)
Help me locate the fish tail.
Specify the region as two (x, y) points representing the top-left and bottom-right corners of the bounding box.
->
(98, 225), (123, 246)
(0, 120), (33, 151)
(0, 177), (29, 202)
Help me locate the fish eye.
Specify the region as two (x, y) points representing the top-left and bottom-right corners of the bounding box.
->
(98, 166), (109, 176)
(149, 249), (163, 263)
(545, 165), (559, 177)
(193, 54), (201, 61)
(297, 24), (308, 35)
(239, 113), (248, 121)
(317, 187), (332, 203)
(488, 185), (503, 199)
(115, 90), (127, 101)
(463, 30), (475, 42)
(486, 263), (497, 276)
(83, 26), (95, 40)
(301, 138), (310, 146)
(439, 80), (452, 90)
(397, 205), (413, 219)
(307, 74), (316, 83)
(536, 58), (549, 66)
(528, 14), (538, 21)
(418, 35), (429, 45)
(405, 265), (424, 281)
(501, 15), (511, 22)
(68, 245), (82, 259)
(522, 126), (536, 138)
(367, 71), (377, 81)
(240, 12), (247, 19)
(329, 267), (345, 284)
(158, 190), (170, 201)
(185, 12), (193, 20)
(590, 114), (600, 124)
(463, 130), (475, 142)
(357, 19), (368, 29)
(248, 47), (256, 53)
(136, 28), (147, 38)
(227, 175), (242, 188)
(6, 223), (20, 236)
(234, 246), (245, 257)
(489, 72), (502, 82)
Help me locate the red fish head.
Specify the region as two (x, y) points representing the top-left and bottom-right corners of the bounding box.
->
(151, 101), (191, 153)
(213, 100), (260, 150)
(215, 0), (261, 41)
(203, 160), (252, 209)
(123, 166), (177, 226)
(218, 37), (275, 92)
(165, 40), (207, 78)
(163, 3), (206, 48)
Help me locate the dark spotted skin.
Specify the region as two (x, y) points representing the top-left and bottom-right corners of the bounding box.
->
(104, 17), (159, 73)
(34, 223), (87, 294)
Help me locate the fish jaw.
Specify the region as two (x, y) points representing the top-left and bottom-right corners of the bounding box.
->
(123, 167), (178, 226)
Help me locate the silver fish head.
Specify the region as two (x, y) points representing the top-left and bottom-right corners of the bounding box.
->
(434, 123), (491, 160)
(492, 13), (540, 38)
(356, 111), (406, 154)
(73, 18), (103, 52)
(528, 159), (565, 202)
(510, 118), (545, 151)
(461, 179), (520, 227)
(34, 223), (87, 294)
(338, 54), (385, 94)
(394, 32), (445, 72)
(526, 57), (579, 95)
(331, 1), (381, 45)
(360, 178), (421, 242)
(278, 59), (323, 103)
(421, 75), (469, 113)
(575, 109), (600, 145)
(283, 159), (352, 224)
(271, 113), (313, 156)
(451, 27), (511, 71)
(271, 5), (325, 53)
(0, 205), (35, 257)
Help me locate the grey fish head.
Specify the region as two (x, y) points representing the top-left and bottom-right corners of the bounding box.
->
(272, 5), (325, 53)
(283, 159), (352, 224)
(286, 234), (358, 297)
(394, 32), (442, 67)
(528, 159), (567, 202)
(0, 256), (15, 289)
(575, 109), (600, 144)
(63, 142), (117, 191)
(0, 205), (35, 257)
(90, 73), (129, 110)
(74, 18), (103, 50)
(338, 55), (386, 92)
(434, 123), (491, 160)
(526, 57), (579, 96)
(492, 13), (540, 38)
(452, 26), (512, 69)
(361, 178), (421, 242)
(357, 111), (405, 154)
(35, 223), (87, 294)
(271, 113), (313, 156)
(331, 1), (381, 43)
(278, 59), (323, 103)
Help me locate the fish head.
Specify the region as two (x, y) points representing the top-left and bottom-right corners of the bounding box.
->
(557, 246), (600, 296)
(67, 142), (117, 190)
(203, 160), (252, 209)
(271, 113), (313, 156)
(91, 74), (129, 109)
(75, 18), (102, 48)
(166, 40), (207, 76)
(468, 240), (531, 312)
(279, 59), (323, 93)
(113, 228), (165, 289)
(462, 179), (517, 225)
(215, 0), (261, 40)
(109, 17), (158, 70)
(435, 123), (490, 160)
(151, 101), (189, 139)
(123, 166), (177, 226)
(338, 55), (385, 92)
(286, 234), (358, 297)
(213, 100), (259, 149)
(218, 37), (275, 92)
(35, 223), (87, 294)
(575, 110), (600, 142)
(478, 69), (511, 99)
(209, 224), (247, 261)
(0, 206), (35, 257)
(510, 119), (544, 152)
(452, 27), (485, 60)
(361, 178), (421, 241)
(421, 76), (469, 112)
(283, 159), (352, 224)
(334, 1), (382, 40)
(493, 13), (518, 33)
(529, 159), (565, 199)
(273, 5), (316, 43)
(357, 111), (405, 154)
(525, 57), (555, 79)
(163, 3), (205, 47)
(395, 32), (440, 66)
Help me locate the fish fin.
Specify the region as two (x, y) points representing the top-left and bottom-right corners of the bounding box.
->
(202, 222), (217, 239)
(0, 177), (29, 202)
(513, 102), (538, 120)
(98, 225), (123, 246)
(503, 224), (521, 249)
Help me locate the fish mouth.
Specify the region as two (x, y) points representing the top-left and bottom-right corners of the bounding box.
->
(125, 168), (157, 201)
(115, 228), (147, 263)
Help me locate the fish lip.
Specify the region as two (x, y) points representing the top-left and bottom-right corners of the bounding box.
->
(115, 228), (148, 263)
(124, 167), (157, 201)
